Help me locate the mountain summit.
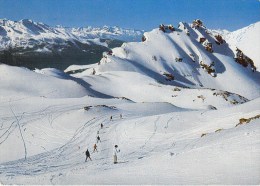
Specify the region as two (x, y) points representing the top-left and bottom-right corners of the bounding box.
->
(82, 20), (259, 99)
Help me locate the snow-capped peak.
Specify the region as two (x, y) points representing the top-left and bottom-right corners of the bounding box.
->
(93, 20), (260, 99)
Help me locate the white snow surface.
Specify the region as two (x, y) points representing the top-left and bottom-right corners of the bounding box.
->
(212, 22), (260, 70)
(0, 20), (259, 185)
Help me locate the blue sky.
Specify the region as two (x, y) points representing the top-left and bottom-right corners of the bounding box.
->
(0, 0), (259, 31)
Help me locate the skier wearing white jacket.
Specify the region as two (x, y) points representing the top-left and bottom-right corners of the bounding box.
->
(113, 145), (120, 164)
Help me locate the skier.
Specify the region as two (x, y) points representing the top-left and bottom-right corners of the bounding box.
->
(85, 149), (92, 162)
(113, 145), (120, 164)
(101, 123), (103, 129)
(110, 116), (113, 121)
(93, 143), (98, 153)
(120, 114), (122, 119)
(92, 68), (96, 75)
(97, 135), (101, 143)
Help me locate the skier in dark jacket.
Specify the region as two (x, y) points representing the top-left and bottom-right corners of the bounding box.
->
(110, 116), (113, 121)
(97, 135), (101, 143)
(85, 149), (92, 162)
(101, 123), (103, 129)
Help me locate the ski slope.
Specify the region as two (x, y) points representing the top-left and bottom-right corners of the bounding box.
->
(0, 93), (259, 184)
(0, 20), (259, 185)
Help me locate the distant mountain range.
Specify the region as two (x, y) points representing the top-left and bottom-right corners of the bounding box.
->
(0, 19), (144, 69)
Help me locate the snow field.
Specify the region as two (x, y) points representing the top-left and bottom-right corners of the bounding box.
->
(0, 97), (258, 184)
(0, 20), (260, 184)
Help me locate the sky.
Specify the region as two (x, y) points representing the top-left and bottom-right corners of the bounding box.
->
(0, 0), (259, 31)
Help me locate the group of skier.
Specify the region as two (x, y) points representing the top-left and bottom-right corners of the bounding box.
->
(85, 115), (122, 164)
(85, 124), (102, 162)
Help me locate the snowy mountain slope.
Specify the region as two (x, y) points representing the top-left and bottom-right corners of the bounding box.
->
(81, 21), (260, 99)
(0, 53), (258, 184)
(212, 22), (260, 71)
(0, 20), (260, 185)
(0, 64), (111, 98)
(73, 71), (248, 110)
(0, 19), (144, 70)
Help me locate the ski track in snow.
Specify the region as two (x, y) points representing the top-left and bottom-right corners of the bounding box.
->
(0, 110), (179, 179)
(0, 109), (136, 178)
(0, 98), (259, 184)
(0, 117), (101, 176)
